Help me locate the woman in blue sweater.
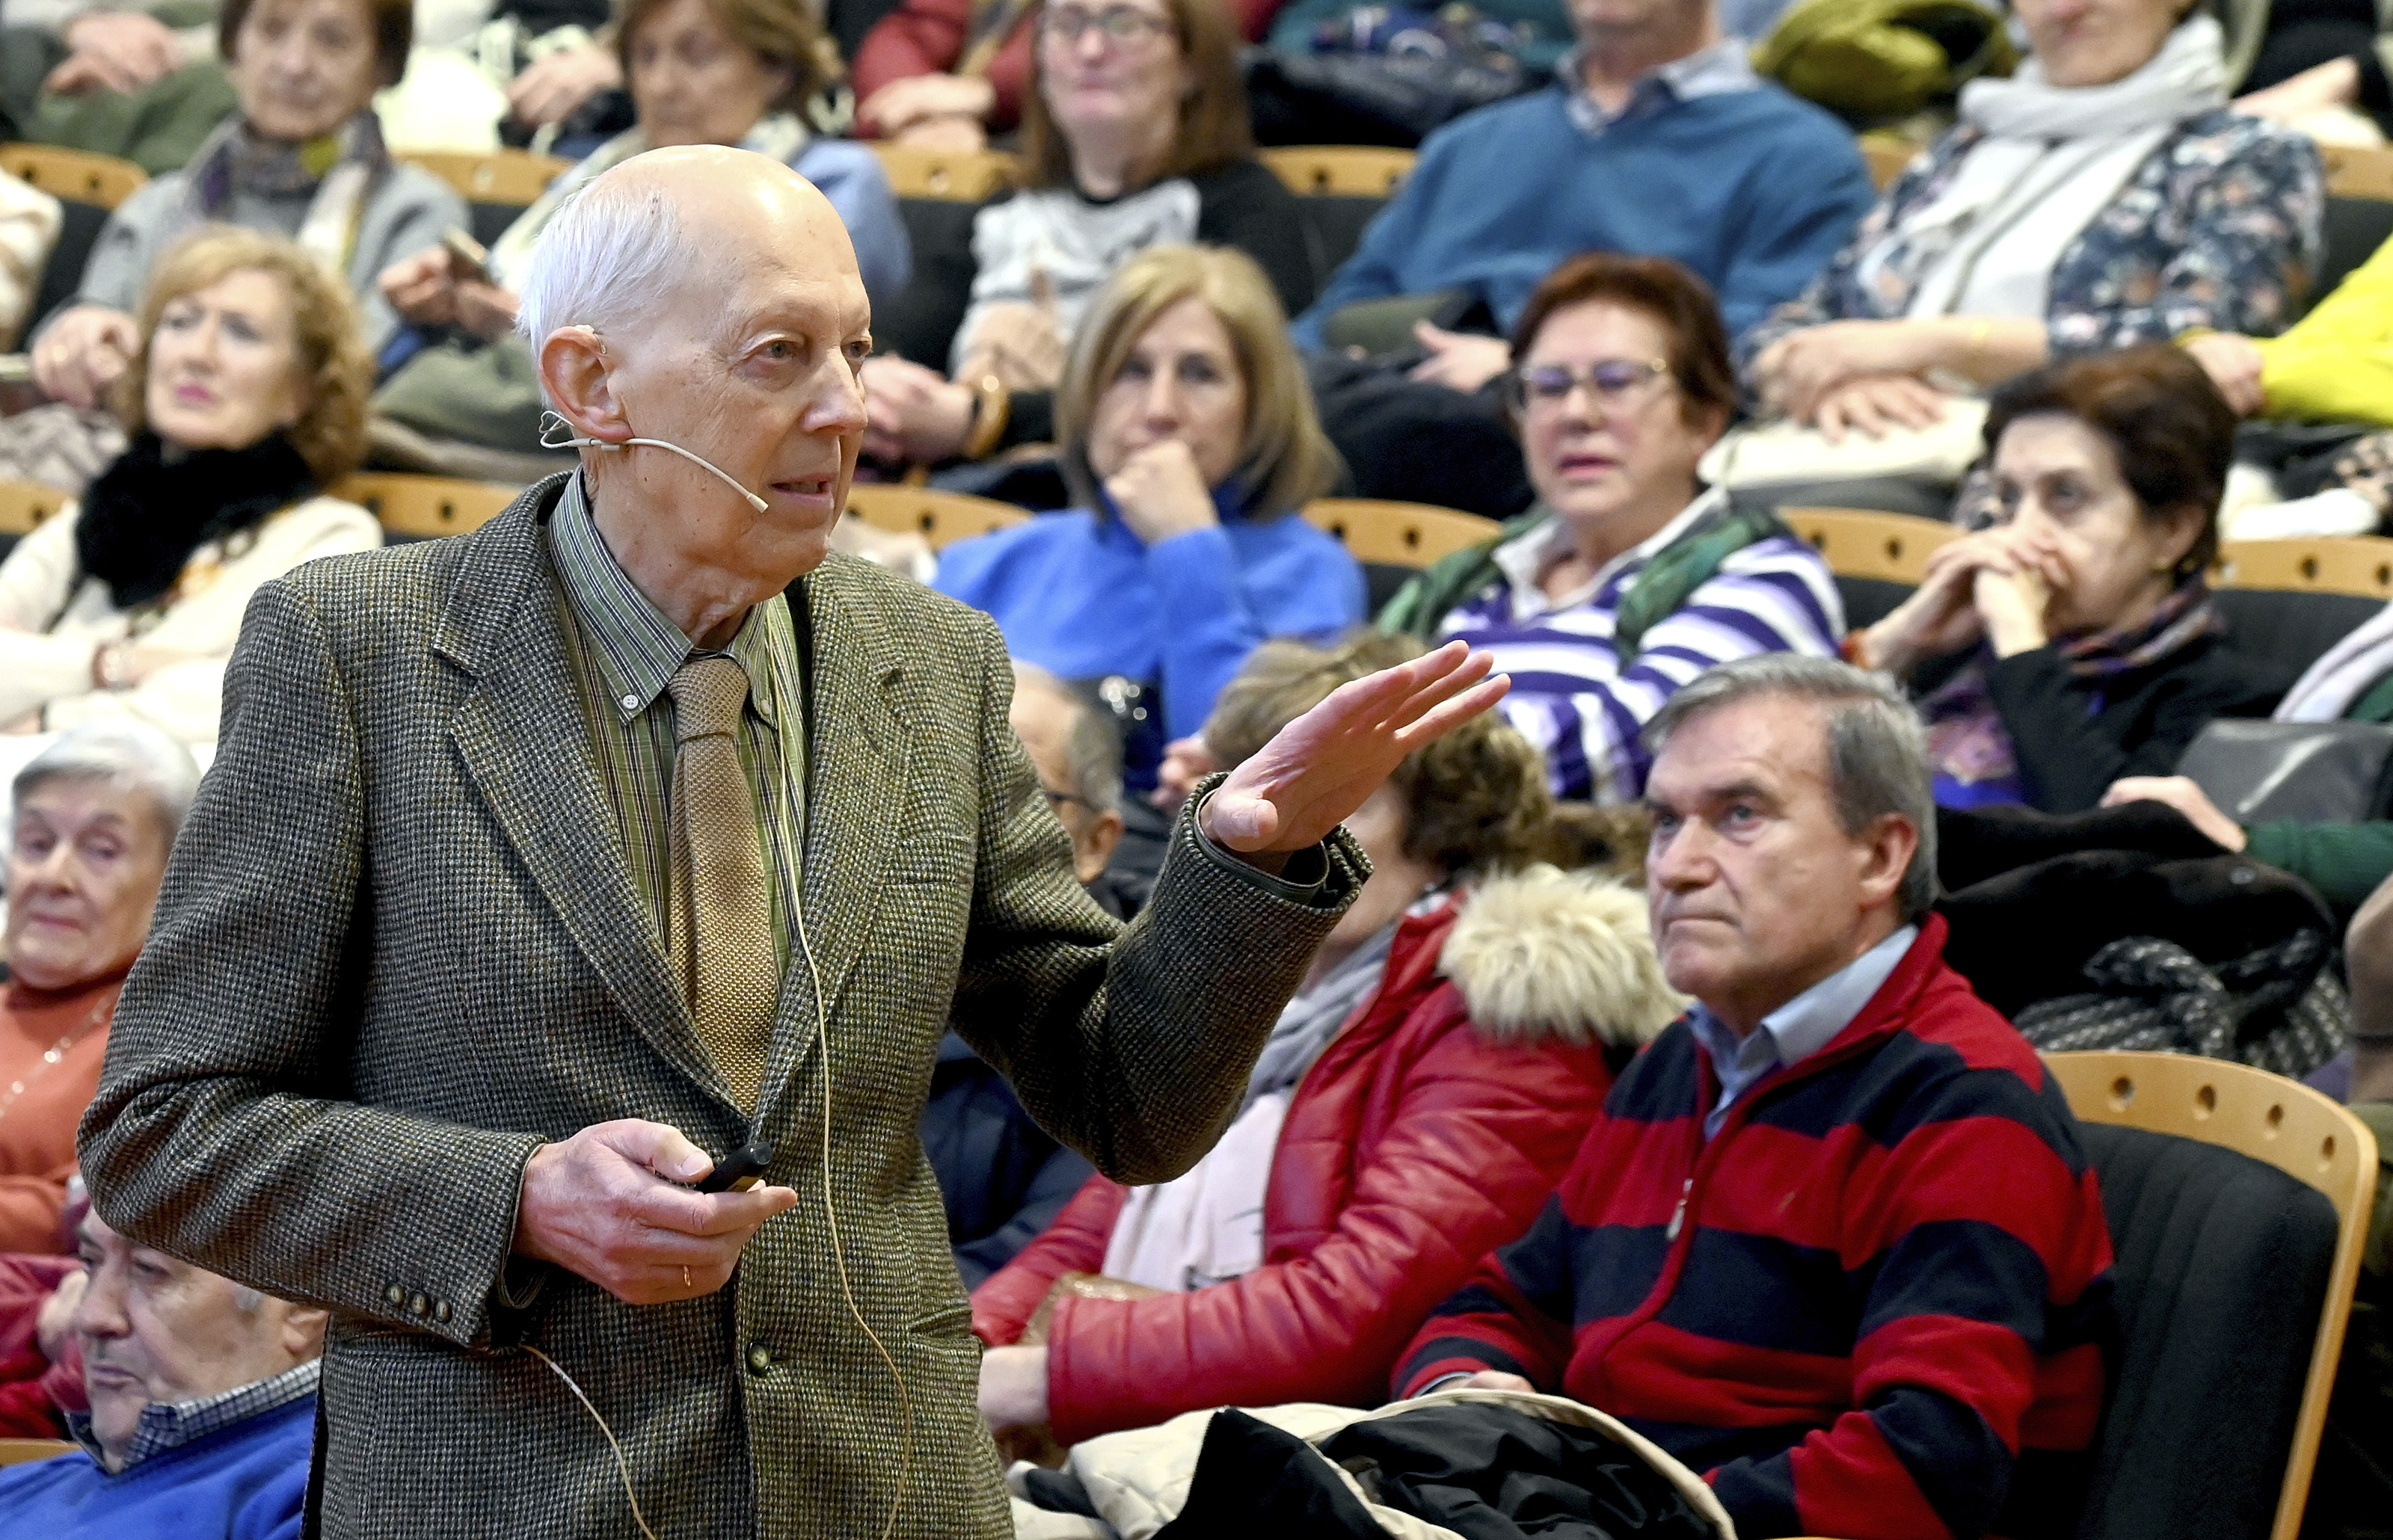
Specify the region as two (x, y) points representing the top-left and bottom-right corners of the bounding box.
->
(935, 244), (1363, 790)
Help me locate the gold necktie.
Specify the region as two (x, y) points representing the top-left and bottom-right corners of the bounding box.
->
(666, 655), (778, 1110)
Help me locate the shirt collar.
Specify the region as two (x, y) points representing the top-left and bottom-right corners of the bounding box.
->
(548, 473), (778, 727)
(1689, 922), (1920, 1103)
(1489, 486), (1725, 620)
(70, 1358), (321, 1473)
(1561, 34), (1760, 135)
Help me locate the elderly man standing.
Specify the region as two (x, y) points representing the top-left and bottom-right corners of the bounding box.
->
(1394, 655), (2114, 1540)
(77, 144), (1505, 1538)
(0, 1207), (322, 1537)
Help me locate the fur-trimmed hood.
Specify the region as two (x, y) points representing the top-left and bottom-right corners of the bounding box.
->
(1438, 866), (1685, 1050)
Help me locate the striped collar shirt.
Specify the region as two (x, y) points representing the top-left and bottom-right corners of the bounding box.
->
(1558, 34), (1761, 137)
(547, 474), (808, 967)
(1686, 923), (1918, 1139)
(70, 1358), (321, 1471)
(1434, 487), (1841, 804)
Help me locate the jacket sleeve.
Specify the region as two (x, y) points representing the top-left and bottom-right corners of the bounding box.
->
(851, 0), (970, 123)
(945, 616), (1365, 1186)
(1144, 525), (1363, 742)
(1704, 1067), (2113, 1540)
(1040, 1001), (1608, 1444)
(2241, 819), (2393, 910)
(1712, 126), (1879, 348)
(2254, 230), (2393, 423)
(971, 1173), (1125, 1344)
(1984, 645), (2285, 815)
(1391, 1187), (1582, 1397)
(75, 579), (548, 1349)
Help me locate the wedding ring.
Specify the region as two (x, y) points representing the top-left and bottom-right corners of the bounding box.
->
(682, 1266), (692, 1290)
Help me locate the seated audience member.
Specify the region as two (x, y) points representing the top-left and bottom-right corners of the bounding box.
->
(0, 1207), (322, 1537)
(933, 245), (1363, 791)
(2186, 231), (2393, 429)
(974, 632), (1670, 1447)
(28, 0), (458, 408)
(850, 0), (1275, 149)
(860, 0), (1313, 466)
(1, 229), (381, 745)
(382, 0), (909, 331)
(0, 1239), (83, 1436)
(1379, 254), (1843, 804)
(1397, 654), (2115, 1540)
(1742, 0), (2320, 446)
(2104, 773), (2393, 912)
(924, 664), (1115, 1287)
(0, 725), (196, 1255)
(1849, 348), (2288, 813)
(1283, 0), (1873, 514)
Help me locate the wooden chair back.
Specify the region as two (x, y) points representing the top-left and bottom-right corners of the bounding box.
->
(400, 150), (569, 207)
(845, 482), (1025, 549)
(2323, 144), (2393, 203)
(1858, 133), (1916, 192)
(2217, 537), (2393, 600)
(1300, 498), (1500, 569)
(869, 144), (1019, 201)
(331, 472), (517, 540)
(0, 478), (72, 537)
(0, 1438), (74, 1466)
(2044, 1051), (2378, 1540)
(1781, 506), (1960, 584)
(0, 144), (147, 209)
(1259, 146), (1417, 197)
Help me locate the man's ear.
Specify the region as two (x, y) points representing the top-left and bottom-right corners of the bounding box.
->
(280, 1302), (329, 1361)
(538, 325), (630, 445)
(1855, 811), (1920, 911)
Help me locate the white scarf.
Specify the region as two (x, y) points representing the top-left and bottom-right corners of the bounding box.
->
(2277, 600), (2393, 721)
(1883, 14), (2227, 322)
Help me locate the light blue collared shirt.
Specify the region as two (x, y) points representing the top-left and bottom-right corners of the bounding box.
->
(1559, 34), (1761, 137)
(1687, 924), (1918, 1139)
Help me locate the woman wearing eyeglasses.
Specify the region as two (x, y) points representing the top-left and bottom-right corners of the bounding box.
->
(1380, 253), (1844, 804)
(858, 0), (1316, 469)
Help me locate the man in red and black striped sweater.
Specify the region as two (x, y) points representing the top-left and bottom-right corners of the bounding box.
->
(1394, 656), (2115, 1540)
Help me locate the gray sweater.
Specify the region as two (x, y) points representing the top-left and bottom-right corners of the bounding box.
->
(55, 158), (464, 354)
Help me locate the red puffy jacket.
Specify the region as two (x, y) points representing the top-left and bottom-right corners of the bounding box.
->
(971, 868), (1682, 1444)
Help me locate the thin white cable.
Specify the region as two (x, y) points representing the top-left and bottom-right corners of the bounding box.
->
(537, 414), (769, 513)
(526, 1344), (663, 1540)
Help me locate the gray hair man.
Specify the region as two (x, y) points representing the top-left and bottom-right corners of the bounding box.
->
(79, 142), (1508, 1539)
(1397, 653), (2113, 1539)
(1009, 662), (1125, 900)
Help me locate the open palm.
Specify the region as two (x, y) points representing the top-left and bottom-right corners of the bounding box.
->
(1200, 641), (1509, 854)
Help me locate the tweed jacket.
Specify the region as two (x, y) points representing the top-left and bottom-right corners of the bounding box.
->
(76, 475), (1366, 1539)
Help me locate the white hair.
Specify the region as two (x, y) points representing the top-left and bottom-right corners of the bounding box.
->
(13, 722), (202, 838)
(513, 168), (701, 364)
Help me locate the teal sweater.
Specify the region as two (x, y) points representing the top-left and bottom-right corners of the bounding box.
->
(0, 1395), (313, 1539)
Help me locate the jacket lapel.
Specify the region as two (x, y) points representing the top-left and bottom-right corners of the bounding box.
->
(758, 564), (913, 1113)
(434, 481), (728, 1106)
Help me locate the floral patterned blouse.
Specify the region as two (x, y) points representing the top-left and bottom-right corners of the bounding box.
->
(1739, 108), (2325, 372)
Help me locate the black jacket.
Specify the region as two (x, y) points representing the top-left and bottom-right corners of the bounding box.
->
(922, 1032), (1096, 1287)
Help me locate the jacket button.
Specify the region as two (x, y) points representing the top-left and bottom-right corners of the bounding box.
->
(746, 1343), (772, 1376)
(433, 1300), (452, 1323)
(384, 1284), (405, 1307)
(409, 1293), (429, 1316)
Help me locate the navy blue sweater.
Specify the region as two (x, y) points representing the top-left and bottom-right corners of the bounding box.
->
(0, 1394), (313, 1539)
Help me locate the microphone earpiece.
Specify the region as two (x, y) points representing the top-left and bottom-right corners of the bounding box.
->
(538, 413), (771, 514)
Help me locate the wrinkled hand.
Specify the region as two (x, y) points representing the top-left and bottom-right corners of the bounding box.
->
(961, 301), (1066, 393)
(36, 1269), (85, 1364)
(47, 12), (182, 95)
(1406, 322), (1511, 394)
(978, 1344), (1050, 1429)
(862, 355), (976, 463)
(2233, 55), (2361, 123)
(31, 305), (139, 410)
(1201, 640), (1508, 854)
(1106, 440), (1217, 544)
(1449, 1370), (1532, 1393)
(1972, 530), (2059, 657)
(1755, 320), (1929, 421)
(2101, 775), (2248, 851)
(512, 1119), (799, 1305)
(1811, 373), (1950, 443)
(1151, 733), (1220, 811)
(455, 279), (520, 340)
(862, 73), (996, 135)
(506, 44), (621, 127)
(2184, 332), (2267, 417)
(379, 247), (461, 328)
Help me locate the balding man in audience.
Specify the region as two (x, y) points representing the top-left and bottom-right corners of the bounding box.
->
(1395, 656), (2115, 1540)
(0, 1208), (322, 1538)
(78, 144), (1506, 1537)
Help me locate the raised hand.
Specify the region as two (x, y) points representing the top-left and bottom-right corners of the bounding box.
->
(31, 306), (141, 411)
(1199, 641), (1508, 854)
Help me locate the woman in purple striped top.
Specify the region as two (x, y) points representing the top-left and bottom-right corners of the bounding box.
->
(1416, 254), (1842, 803)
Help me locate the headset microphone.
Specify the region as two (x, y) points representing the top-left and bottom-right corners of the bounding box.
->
(538, 413), (771, 514)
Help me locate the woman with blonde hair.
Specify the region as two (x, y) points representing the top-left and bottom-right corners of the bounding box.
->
(933, 244), (1362, 792)
(0, 227), (381, 745)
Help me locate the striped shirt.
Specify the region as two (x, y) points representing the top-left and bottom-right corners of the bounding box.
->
(548, 475), (808, 970)
(1436, 488), (1842, 802)
(70, 1358), (321, 1471)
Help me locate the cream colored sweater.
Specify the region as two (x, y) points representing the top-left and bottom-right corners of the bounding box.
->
(0, 494), (381, 744)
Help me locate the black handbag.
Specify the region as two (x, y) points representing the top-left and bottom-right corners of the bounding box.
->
(2172, 718), (2393, 825)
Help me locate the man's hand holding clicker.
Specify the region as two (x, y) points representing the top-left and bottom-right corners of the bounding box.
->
(512, 1119), (798, 1305)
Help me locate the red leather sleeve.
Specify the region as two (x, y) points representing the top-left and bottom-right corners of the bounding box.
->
(970, 1174), (1125, 1345)
(851, 0), (972, 130)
